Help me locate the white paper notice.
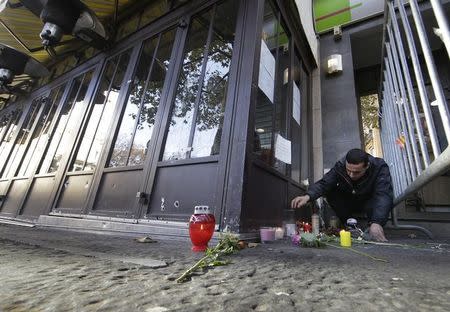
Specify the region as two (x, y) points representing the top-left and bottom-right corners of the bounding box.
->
(258, 40), (276, 103)
(275, 134), (291, 164)
(293, 83), (301, 125)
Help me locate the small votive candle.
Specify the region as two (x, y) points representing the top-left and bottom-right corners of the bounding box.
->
(340, 230), (351, 247)
(275, 227), (284, 239)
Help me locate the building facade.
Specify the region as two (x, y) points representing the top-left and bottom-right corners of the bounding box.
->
(0, 0), (321, 235)
(0, 0), (448, 236)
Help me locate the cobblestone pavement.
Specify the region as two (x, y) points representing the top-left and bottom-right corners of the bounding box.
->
(0, 223), (449, 312)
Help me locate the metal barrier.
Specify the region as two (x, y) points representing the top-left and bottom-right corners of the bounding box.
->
(379, 0), (450, 238)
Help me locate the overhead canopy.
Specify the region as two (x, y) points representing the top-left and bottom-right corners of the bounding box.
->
(0, 0), (138, 65)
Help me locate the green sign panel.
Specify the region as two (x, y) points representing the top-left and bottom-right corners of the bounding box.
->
(314, 0), (385, 33)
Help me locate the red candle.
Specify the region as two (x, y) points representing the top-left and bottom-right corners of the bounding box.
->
(189, 206), (215, 252)
(303, 222), (312, 233)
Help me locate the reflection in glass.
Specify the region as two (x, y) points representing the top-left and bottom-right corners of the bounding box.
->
(253, 2), (290, 175)
(162, 12), (211, 161)
(2, 99), (41, 178)
(191, 0), (237, 157)
(19, 84), (66, 177)
(109, 29), (176, 167)
(70, 50), (131, 172)
(40, 70), (93, 174)
(0, 110), (21, 167)
(163, 0), (239, 161)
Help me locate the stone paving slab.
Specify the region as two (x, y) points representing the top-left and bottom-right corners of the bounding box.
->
(0, 223), (449, 311)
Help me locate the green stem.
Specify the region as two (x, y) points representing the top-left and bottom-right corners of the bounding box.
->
(176, 241), (226, 283)
(176, 255), (210, 283)
(325, 243), (389, 263)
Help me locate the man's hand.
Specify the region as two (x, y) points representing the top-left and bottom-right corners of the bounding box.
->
(369, 223), (387, 242)
(291, 195), (310, 209)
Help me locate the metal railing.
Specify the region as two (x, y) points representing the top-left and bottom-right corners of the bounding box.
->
(379, 0), (450, 238)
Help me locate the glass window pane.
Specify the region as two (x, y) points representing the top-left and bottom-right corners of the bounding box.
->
(70, 50), (132, 172)
(253, 3), (277, 165)
(162, 11), (212, 161)
(71, 57), (119, 171)
(108, 30), (177, 168)
(2, 99), (41, 178)
(191, 0), (239, 158)
(253, 3), (291, 175)
(273, 24), (289, 175)
(108, 47), (149, 167)
(128, 29), (176, 166)
(0, 110), (21, 166)
(40, 70), (94, 174)
(19, 84), (66, 177)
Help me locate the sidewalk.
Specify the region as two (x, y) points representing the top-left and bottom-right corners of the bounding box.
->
(0, 223), (449, 311)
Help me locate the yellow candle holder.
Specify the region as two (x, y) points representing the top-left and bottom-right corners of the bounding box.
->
(339, 230), (351, 247)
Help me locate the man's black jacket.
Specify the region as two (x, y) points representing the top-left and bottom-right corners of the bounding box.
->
(306, 155), (393, 225)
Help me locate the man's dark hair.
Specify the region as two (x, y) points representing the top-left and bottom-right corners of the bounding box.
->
(346, 148), (369, 166)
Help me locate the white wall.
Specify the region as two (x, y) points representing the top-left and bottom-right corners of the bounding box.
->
(295, 0), (319, 66)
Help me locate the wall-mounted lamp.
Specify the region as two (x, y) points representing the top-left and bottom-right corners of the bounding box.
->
(326, 54), (343, 75)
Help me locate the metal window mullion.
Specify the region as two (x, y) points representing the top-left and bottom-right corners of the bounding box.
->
(387, 2), (430, 167)
(4, 101), (41, 177)
(408, 0), (450, 142)
(10, 100), (45, 178)
(81, 58), (121, 170)
(124, 34), (163, 166)
(42, 74), (87, 174)
(384, 76), (411, 187)
(386, 40), (422, 175)
(20, 119), (46, 176)
(0, 113), (14, 153)
(385, 60), (415, 181)
(429, 0), (450, 59)
(0, 113), (13, 143)
(21, 91), (60, 176)
(395, 0), (441, 158)
(186, 6), (217, 159)
(272, 12), (281, 158)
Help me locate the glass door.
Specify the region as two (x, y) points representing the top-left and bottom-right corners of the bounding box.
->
(53, 50), (134, 214)
(85, 27), (179, 218)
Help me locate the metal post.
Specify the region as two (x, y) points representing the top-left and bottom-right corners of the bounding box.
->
(394, 147), (450, 205)
(384, 81), (408, 191)
(385, 80), (409, 191)
(384, 63), (415, 182)
(388, 102), (407, 192)
(395, 0), (441, 159)
(429, 0), (450, 58)
(408, 0), (450, 142)
(382, 101), (400, 193)
(387, 1), (430, 167)
(386, 38), (422, 175)
(380, 106), (399, 194)
(382, 112), (401, 195)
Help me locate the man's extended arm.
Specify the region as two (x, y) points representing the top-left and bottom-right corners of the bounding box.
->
(369, 164), (394, 226)
(291, 166), (339, 208)
(306, 166), (339, 201)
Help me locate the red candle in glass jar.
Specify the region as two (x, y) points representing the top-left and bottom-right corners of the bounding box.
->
(303, 222), (312, 233)
(189, 205), (215, 252)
